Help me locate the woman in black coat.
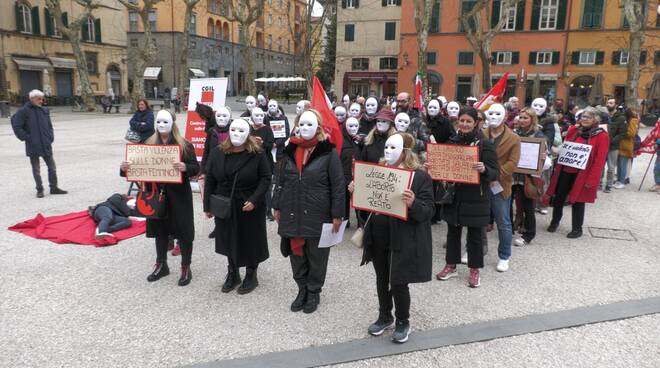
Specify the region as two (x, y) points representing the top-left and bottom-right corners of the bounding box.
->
(349, 132), (435, 344)
(121, 110), (200, 286)
(272, 110), (345, 314)
(340, 117), (361, 226)
(359, 108), (396, 164)
(435, 107), (499, 288)
(129, 99), (155, 143)
(203, 119), (272, 294)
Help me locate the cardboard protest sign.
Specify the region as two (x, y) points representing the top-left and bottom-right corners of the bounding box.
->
(557, 141), (592, 170)
(515, 137), (546, 175)
(184, 78), (228, 161)
(351, 161), (414, 220)
(270, 120), (287, 138)
(426, 143), (480, 184)
(125, 144), (183, 183)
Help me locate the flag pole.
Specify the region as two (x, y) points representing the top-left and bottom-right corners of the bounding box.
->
(638, 152), (656, 191)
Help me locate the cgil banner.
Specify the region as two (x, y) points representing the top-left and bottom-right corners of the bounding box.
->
(184, 78), (228, 161)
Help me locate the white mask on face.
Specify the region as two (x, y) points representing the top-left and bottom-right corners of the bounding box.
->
(438, 96), (448, 108)
(427, 100), (440, 117)
(394, 113), (411, 132)
(251, 107), (265, 126)
(349, 103), (361, 118)
(215, 107), (231, 128)
(299, 111), (319, 141)
(155, 110), (173, 134)
(229, 119), (250, 146)
(296, 100), (307, 115)
(365, 97), (378, 115)
(485, 103), (506, 128)
(345, 117), (360, 137)
(532, 98), (547, 116)
(245, 96), (256, 111)
(257, 94), (267, 106)
(343, 94), (350, 106)
(384, 134), (404, 166)
(391, 102), (397, 113)
(334, 106), (347, 123)
(376, 120), (391, 133)
(268, 100), (279, 114)
(447, 101), (460, 118)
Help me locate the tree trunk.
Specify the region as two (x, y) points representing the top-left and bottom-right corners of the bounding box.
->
(623, 0), (645, 109)
(129, 10), (158, 111)
(68, 35), (96, 111)
(414, 0), (432, 99)
(178, 1), (200, 99)
(480, 48), (492, 92)
(240, 29), (256, 96)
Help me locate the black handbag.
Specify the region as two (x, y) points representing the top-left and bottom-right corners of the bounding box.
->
(135, 182), (167, 219)
(434, 182), (455, 205)
(210, 173), (238, 220)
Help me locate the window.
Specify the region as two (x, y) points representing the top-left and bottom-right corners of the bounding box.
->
(539, 0), (558, 30)
(83, 17), (95, 41)
(429, 0), (440, 33)
(190, 14), (196, 35)
(386, 0), (397, 5)
(581, 0), (603, 29)
(579, 51), (596, 65)
(344, 24), (355, 41)
(45, 8), (61, 37)
(536, 51), (552, 65)
(287, 39), (291, 53)
(278, 16), (282, 27)
(427, 52), (437, 65)
(458, 51), (474, 65)
(148, 10), (157, 30)
(460, 1), (477, 32)
(351, 58), (369, 70)
(208, 69), (217, 77)
(619, 50), (629, 65)
(456, 76), (473, 102)
(17, 2), (32, 33)
(278, 37), (282, 52)
(267, 34), (272, 49)
(85, 52), (98, 74)
(190, 40), (196, 49)
(501, 2), (517, 31)
(346, 0), (356, 8)
(268, 14), (272, 25)
(130, 39), (138, 47)
(379, 57), (398, 70)
(655, 51), (660, 66)
(129, 11), (138, 32)
(385, 22), (396, 40)
(496, 51), (512, 64)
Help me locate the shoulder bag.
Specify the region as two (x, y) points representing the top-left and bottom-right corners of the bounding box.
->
(125, 128), (141, 143)
(210, 173), (238, 220)
(351, 213), (373, 248)
(135, 182), (167, 219)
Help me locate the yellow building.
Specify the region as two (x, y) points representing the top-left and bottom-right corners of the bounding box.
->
(0, 0), (128, 103)
(564, 0), (660, 107)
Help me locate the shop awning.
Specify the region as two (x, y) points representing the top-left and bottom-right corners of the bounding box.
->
(189, 68), (205, 78)
(143, 67), (161, 80)
(12, 57), (51, 71)
(48, 57), (77, 69)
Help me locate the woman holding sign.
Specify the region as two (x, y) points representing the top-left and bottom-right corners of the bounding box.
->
(349, 133), (434, 344)
(203, 119), (272, 294)
(272, 110), (345, 314)
(120, 110), (200, 286)
(543, 107), (609, 239)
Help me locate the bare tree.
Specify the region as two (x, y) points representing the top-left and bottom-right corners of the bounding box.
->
(117, 0), (163, 109)
(621, 0), (647, 109)
(413, 0), (433, 101)
(178, 0), (201, 99)
(226, 0), (267, 96)
(45, 0), (102, 111)
(460, 0), (519, 92)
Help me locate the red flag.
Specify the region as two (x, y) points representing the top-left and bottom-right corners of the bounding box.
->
(311, 76), (342, 155)
(635, 119), (660, 156)
(414, 74), (424, 110)
(474, 72), (509, 111)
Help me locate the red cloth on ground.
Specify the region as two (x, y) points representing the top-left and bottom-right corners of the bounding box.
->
(8, 210), (146, 247)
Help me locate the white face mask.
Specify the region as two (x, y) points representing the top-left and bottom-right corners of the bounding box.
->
(349, 103), (361, 118)
(343, 95), (350, 105)
(334, 106), (347, 123)
(345, 117), (360, 137)
(365, 97), (378, 115)
(299, 111), (319, 141)
(268, 100), (279, 114)
(215, 107), (231, 128)
(447, 102), (460, 118)
(155, 110), (173, 134)
(251, 107), (265, 126)
(257, 94), (266, 105)
(229, 120), (250, 146)
(384, 134), (404, 166)
(391, 102), (397, 113)
(485, 103), (506, 128)
(245, 96), (256, 111)
(394, 113), (411, 132)
(532, 98), (547, 116)
(438, 96), (448, 108)
(427, 100), (440, 117)
(376, 120), (390, 133)
(296, 100), (306, 115)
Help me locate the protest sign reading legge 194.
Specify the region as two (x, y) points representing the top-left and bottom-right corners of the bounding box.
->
(351, 161), (414, 220)
(125, 144), (183, 183)
(426, 143), (480, 184)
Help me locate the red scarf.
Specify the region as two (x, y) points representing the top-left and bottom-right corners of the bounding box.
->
(288, 136), (319, 256)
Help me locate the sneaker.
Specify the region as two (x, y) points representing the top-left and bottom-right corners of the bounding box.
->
(496, 259), (509, 272)
(171, 243), (181, 256)
(461, 252), (468, 264)
(391, 319), (410, 343)
(95, 228), (114, 240)
(613, 182), (625, 189)
(367, 314), (395, 336)
(513, 238), (528, 247)
(649, 184), (660, 192)
(535, 208), (548, 215)
(604, 186), (612, 193)
(468, 268), (481, 288)
(436, 264), (457, 280)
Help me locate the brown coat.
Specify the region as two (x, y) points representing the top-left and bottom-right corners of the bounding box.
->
(618, 117), (639, 158)
(483, 125), (521, 199)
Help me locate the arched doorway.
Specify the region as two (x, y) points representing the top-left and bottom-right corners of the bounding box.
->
(427, 71), (443, 98)
(215, 20), (222, 39)
(569, 75), (595, 108)
(207, 18), (214, 38)
(106, 64), (121, 100)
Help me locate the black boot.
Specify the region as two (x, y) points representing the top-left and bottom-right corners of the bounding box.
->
(237, 267), (259, 294)
(290, 287), (307, 312)
(178, 265), (192, 286)
(50, 187), (68, 195)
(36, 190), (44, 198)
(208, 228), (216, 238)
(147, 262), (170, 282)
(303, 291), (320, 314)
(221, 265), (241, 293)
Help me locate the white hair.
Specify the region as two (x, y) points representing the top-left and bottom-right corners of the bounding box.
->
(29, 89), (44, 99)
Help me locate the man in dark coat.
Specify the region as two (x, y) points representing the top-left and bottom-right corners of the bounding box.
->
(395, 92), (430, 149)
(11, 89), (67, 198)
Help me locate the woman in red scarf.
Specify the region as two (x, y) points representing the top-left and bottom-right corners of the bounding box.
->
(272, 110), (345, 314)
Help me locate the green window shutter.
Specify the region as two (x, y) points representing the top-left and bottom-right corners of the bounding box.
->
(570, 52), (580, 64)
(551, 51), (560, 65)
(385, 22), (395, 40)
(530, 0), (540, 30)
(15, 2), (24, 32)
(429, 0), (440, 33)
(556, 0), (567, 30)
(344, 24), (354, 41)
(62, 12), (68, 27)
(382, 0), (386, 6)
(529, 51), (537, 64)
(491, 52), (497, 65)
(516, 1), (525, 31)
(612, 51), (620, 65)
(354, 0), (359, 8)
(595, 51), (604, 65)
(94, 18), (101, 43)
(491, 0), (501, 29)
(512, 51), (519, 64)
(31, 6), (41, 35)
(640, 51), (647, 65)
(341, 0), (346, 9)
(44, 7), (53, 36)
(82, 18), (89, 41)
(396, 0), (401, 5)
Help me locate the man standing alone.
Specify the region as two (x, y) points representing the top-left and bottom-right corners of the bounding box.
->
(11, 89), (67, 198)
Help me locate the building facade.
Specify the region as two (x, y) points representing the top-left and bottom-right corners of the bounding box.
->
(334, 0), (402, 98)
(1, 0), (128, 104)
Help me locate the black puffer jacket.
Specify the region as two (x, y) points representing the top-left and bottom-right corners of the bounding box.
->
(426, 114), (455, 144)
(272, 140), (345, 240)
(11, 102), (55, 157)
(340, 129), (361, 185)
(358, 131), (388, 163)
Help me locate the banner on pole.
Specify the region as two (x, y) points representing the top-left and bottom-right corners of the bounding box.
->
(184, 78), (228, 160)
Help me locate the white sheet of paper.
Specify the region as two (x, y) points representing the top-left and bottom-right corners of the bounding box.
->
(318, 220), (349, 248)
(490, 181), (504, 195)
(270, 120), (287, 138)
(518, 142), (540, 170)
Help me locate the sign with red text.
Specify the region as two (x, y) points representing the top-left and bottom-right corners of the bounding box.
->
(125, 144), (182, 183)
(351, 161), (414, 220)
(426, 143), (480, 184)
(185, 78), (228, 160)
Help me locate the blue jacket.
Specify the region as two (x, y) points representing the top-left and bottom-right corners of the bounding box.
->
(11, 102), (54, 157)
(129, 109), (155, 143)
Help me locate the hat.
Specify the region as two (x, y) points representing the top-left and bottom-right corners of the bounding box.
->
(375, 108), (395, 123)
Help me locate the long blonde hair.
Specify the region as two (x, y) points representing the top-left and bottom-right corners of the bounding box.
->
(519, 107), (539, 133)
(378, 132), (421, 170)
(145, 110), (193, 159)
(365, 124), (396, 145)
